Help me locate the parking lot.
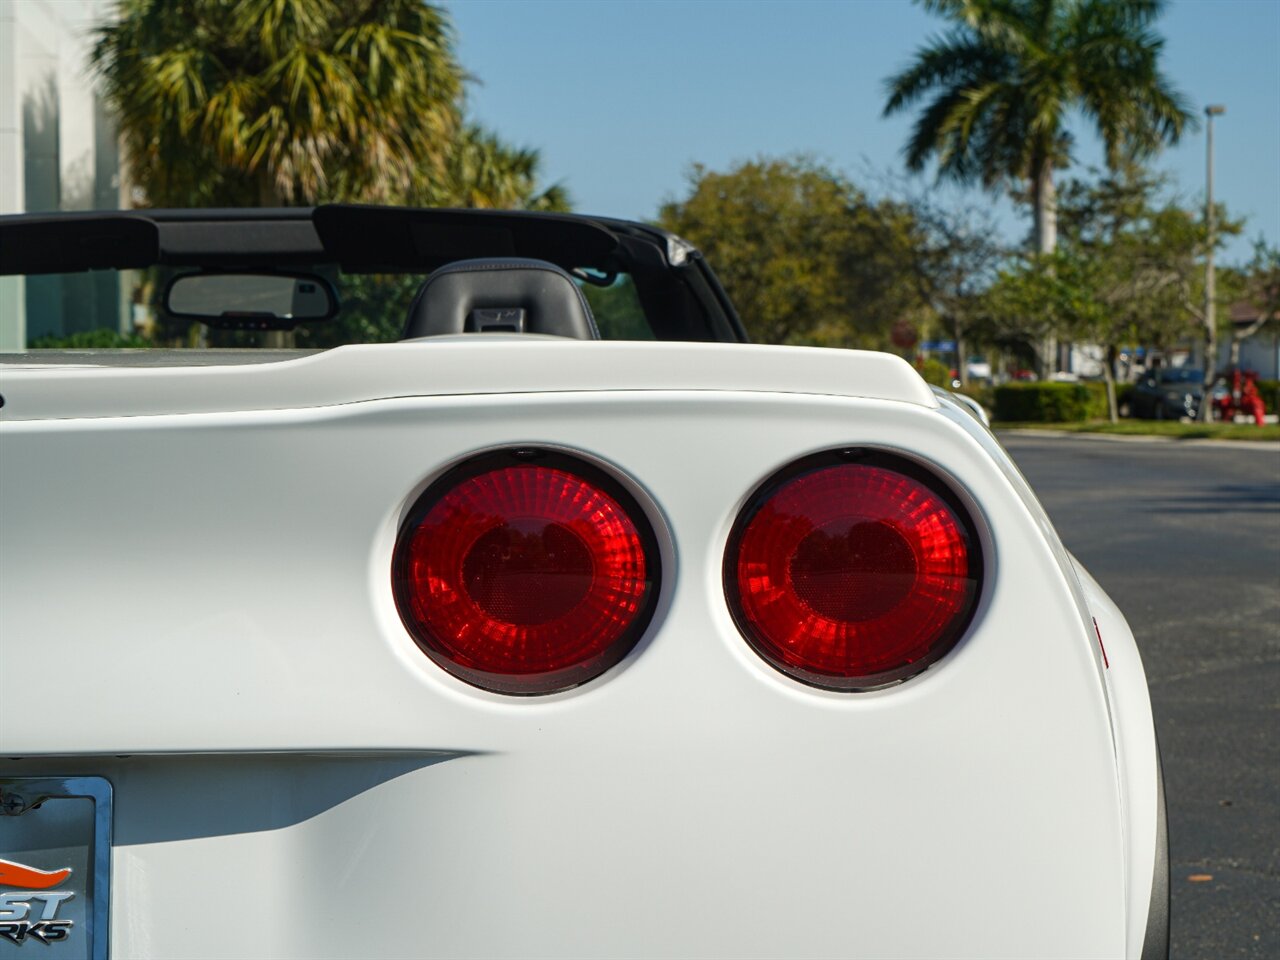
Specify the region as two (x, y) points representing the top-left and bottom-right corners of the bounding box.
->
(1001, 433), (1280, 959)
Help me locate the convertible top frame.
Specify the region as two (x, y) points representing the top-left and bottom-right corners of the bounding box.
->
(0, 206), (748, 343)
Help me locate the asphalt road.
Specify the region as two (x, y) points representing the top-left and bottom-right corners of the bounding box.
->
(1000, 434), (1280, 960)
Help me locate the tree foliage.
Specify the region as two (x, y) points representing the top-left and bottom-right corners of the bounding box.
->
(981, 166), (1243, 413)
(883, 0), (1193, 254)
(94, 0), (571, 348)
(657, 158), (925, 347)
(1225, 240), (1280, 368)
(93, 0), (569, 213)
(433, 126), (570, 212)
(869, 180), (1005, 384)
(94, 0), (464, 205)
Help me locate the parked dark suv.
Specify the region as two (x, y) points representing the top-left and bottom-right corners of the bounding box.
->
(1129, 368), (1204, 419)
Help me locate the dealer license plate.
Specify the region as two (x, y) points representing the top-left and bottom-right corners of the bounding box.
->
(0, 778), (111, 959)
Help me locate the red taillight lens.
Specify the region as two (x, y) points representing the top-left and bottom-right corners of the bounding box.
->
(726, 453), (980, 690)
(393, 451), (659, 694)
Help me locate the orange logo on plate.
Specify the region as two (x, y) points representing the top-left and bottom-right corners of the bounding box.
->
(0, 858), (71, 890)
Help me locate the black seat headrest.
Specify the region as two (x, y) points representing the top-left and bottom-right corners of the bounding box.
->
(401, 257), (599, 340)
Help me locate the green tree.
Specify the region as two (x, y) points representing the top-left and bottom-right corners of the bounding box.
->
(984, 246), (1119, 416)
(1055, 166), (1206, 355)
(94, 0), (571, 348)
(883, 0), (1193, 256)
(982, 166), (1244, 418)
(94, 0), (465, 206)
(432, 126), (570, 212)
(657, 158), (925, 347)
(1226, 240), (1280, 371)
(1069, 170), (1242, 409)
(873, 181), (1005, 385)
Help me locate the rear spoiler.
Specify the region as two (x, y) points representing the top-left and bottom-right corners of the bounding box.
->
(0, 341), (937, 421)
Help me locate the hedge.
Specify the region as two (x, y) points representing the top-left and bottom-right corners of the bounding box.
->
(993, 382), (1109, 422)
(916, 357), (951, 388)
(993, 379), (1276, 422)
(30, 328), (153, 349)
(1088, 382), (1112, 418)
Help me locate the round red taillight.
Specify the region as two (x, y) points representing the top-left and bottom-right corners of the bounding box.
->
(393, 451), (659, 694)
(725, 452), (980, 690)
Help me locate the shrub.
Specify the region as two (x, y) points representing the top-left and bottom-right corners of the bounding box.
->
(30, 328), (154, 349)
(994, 382), (1104, 422)
(916, 357), (952, 388)
(1082, 381), (1110, 419)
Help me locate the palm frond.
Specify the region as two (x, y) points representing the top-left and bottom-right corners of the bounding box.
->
(93, 0), (467, 206)
(887, 0), (1189, 243)
(884, 30), (1008, 115)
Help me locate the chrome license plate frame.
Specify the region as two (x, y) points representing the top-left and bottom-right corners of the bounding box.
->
(0, 777), (112, 959)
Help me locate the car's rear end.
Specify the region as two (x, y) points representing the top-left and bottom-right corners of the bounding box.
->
(0, 340), (1164, 958)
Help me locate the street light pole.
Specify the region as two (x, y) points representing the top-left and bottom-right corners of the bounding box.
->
(1201, 104), (1226, 422)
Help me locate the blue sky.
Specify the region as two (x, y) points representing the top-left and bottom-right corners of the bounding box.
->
(450, 0), (1279, 265)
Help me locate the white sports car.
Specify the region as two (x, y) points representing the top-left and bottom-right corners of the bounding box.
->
(0, 206), (1166, 959)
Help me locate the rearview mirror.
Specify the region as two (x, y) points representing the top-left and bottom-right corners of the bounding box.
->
(165, 272), (338, 330)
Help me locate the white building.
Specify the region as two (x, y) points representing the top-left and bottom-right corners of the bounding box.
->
(1221, 303), (1280, 379)
(0, 0), (125, 350)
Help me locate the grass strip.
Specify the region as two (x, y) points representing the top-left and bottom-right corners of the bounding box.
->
(995, 421), (1280, 442)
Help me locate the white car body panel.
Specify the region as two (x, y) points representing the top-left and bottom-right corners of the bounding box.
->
(0, 340), (935, 420)
(0, 343), (1160, 958)
(1072, 557), (1164, 960)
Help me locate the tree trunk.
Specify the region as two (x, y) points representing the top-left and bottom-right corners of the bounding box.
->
(1030, 339), (1049, 380)
(1102, 344), (1118, 423)
(1032, 159), (1057, 256)
(1031, 157), (1059, 374)
(258, 169), (283, 208)
(954, 316), (968, 389)
(1227, 315), (1269, 376)
(1199, 316), (1218, 422)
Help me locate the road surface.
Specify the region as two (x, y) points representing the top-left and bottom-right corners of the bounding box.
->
(1001, 434), (1280, 959)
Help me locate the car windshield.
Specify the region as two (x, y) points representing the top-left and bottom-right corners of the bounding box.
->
(1159, 369), (1204, 384)
(20, 267), (655, 349)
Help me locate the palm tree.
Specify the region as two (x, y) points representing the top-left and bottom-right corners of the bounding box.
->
(93, 0), (465, 207)
(433, 126), (571, 212)
(883, 0), (1193, 255)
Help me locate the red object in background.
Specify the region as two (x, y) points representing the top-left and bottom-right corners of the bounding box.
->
(890, 320), (918, 349)
(1214, 368), (1266, 426)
